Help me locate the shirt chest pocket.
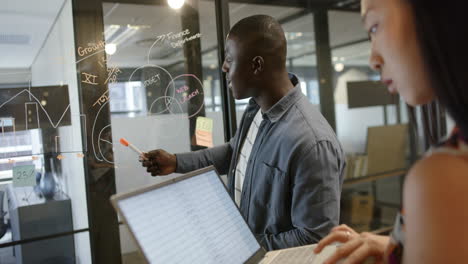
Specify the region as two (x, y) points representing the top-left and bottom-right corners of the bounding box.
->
(252, 162), (289, 209)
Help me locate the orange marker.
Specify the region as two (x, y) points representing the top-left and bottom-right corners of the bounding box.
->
(119, 138), (144, 156)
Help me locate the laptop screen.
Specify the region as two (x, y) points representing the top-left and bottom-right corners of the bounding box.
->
(117, 169), (262, 264)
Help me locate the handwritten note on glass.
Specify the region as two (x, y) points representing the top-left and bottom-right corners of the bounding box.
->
(153, 29), (202, 49)
(195, 117), (214, 148)
(13, 165), (36, 187)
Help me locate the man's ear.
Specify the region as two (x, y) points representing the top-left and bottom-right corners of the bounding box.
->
(251, 56), (264, 75)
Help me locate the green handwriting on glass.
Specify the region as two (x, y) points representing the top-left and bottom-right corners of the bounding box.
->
(12, 165), (36, 187)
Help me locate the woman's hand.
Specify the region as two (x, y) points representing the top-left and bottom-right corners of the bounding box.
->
(314, 224), (389, 264)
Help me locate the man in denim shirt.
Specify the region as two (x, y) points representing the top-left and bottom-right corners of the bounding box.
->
(142, 15), (345, 250)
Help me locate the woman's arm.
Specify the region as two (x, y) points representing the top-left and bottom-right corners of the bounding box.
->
(403, 153), (468, 264)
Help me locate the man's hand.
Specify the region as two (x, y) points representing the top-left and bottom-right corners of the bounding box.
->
(140, 149), (177, 176)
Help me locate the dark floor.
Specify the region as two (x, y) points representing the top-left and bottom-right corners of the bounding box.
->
(0, 230), (146, 264)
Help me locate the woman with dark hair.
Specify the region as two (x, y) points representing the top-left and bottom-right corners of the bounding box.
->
(314, 0), (468, 263)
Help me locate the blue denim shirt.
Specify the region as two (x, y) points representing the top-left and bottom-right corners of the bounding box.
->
(176, 75), (345, 250)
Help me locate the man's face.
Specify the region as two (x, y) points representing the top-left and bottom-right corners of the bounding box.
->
(222, 36), (256, 100)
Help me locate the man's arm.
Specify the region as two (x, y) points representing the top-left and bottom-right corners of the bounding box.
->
(175, 138), (235, 175)
(142, 116), (243, 177)
(257, 140), (345, 250)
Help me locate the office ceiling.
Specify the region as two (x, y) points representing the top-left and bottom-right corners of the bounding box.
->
(0, 0), (65, 69)
(102, 1), (369, 68)
(0, 0), (369, 74)
(227, 0), (361, 11)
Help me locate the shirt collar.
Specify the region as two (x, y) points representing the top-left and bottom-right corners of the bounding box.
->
(247, 73), (302, 123)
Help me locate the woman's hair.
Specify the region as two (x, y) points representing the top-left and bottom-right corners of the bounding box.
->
(407, 0), (468, 139)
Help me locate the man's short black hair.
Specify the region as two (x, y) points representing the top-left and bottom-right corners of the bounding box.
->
(229, 15), (287, 66)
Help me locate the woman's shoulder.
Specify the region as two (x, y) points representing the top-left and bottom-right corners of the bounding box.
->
(407, 152), (468, 188)
(410, 125), (468, 186)
(402, 152), (468, 263)
(404, 152), (468, 219)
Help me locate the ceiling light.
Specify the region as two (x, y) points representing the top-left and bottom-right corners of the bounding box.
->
(104, 25), (120, 40)
(340, 57), (345, 61)
(168, 0), (185, 9)
(127, 24), (150, 30)
(334, 63), (344, 72)
(332, 57), (338, 62)
(105, 43), (117, 55)
(112, 27), (138, 47)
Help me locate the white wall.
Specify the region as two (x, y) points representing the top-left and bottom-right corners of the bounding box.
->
(30, 0), (91, 263)
(206, 111), (226, 146)
(111, 111), (226, 254)
(111, 114), (190, 195)
(335, 69), (406, 209)
(0, 69), (31, 86)
(111, 113), (191, 254)
(110, 111), (226, 194)
(334, 69), (399, 154)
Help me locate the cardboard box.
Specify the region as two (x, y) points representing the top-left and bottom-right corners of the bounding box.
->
(366, 124), (408, 174)
(350, 194), (374, 223)
(350, 223), (371, 233)
(342, 193), (375, 232)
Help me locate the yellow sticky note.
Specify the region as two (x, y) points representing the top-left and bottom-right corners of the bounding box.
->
(195, 117), (214, 148)
(196, 117), (213, 132)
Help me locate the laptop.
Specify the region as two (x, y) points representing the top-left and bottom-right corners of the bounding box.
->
(111, 166), (341, 264)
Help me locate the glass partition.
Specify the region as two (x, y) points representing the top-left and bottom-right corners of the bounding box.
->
(0, 0), (91, 262)
(328, 10), (409, 232)
(100, 0), (226, 259)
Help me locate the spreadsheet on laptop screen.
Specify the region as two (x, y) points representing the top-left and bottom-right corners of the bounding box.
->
(118, 170), (261, 264)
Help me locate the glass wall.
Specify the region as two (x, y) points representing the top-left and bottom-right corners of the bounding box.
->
(328, 10), (410, 232)
(0, 0), (91, 263)
(100, 0), (226, 260)
(282, 13), (320, 106)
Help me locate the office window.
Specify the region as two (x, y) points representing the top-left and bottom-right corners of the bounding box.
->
(101, 0), (227, 259)
(0, 0), (91, 263)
